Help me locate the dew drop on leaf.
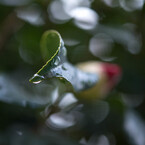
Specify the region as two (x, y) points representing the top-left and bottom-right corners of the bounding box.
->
(53, 56), (60, 66)
(62, 64), (67, 71)
(31, 74), (44, 84)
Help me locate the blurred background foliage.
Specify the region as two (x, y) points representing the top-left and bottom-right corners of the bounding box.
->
(0, 0), (145, 145)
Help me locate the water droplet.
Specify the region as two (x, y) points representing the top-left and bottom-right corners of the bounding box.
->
(31, 74), (44, 84)
(33, 80), (42, 84)
(56, 73), (62, 77)
(62, 65), (67, 71)
(54, 56), (60, 66)
(34, 74), (44, 78)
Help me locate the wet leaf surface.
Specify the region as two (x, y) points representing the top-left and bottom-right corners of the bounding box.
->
(29, 30), (98, 92)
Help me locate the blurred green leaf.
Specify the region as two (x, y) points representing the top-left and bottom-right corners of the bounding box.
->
(17, 24), (43, 65)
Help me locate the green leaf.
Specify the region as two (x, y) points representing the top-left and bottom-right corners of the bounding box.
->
(0, 72), (71, 106)
(29, 30), (98, 92)
(40, 30), (62, 62)
(29, 30), (67, 84)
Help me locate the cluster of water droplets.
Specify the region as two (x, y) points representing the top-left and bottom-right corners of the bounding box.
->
(31, 42), (68, 84)
(51, 56), (61, 66)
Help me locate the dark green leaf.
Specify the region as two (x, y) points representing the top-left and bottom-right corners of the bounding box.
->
(29, 30), (98, 92)
(40, 30), (62, 62)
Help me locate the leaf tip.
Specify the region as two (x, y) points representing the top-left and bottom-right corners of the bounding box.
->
(29, 73), (44, 84)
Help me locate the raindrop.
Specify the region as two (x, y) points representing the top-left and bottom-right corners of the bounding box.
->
(53, 56), (60, 66)
(56, 73), (60, 76)
(62, 64), (67, 71)
(32, 80), (42, 84)
(31, 74), (44, 84)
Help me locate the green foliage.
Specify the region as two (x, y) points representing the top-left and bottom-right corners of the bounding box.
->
(30, 30), (98, 92)
(1, 0), (145, 145)
(40, 30), (61, 62)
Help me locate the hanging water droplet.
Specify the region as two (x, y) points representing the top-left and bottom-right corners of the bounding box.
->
(31, 74), (44, 84)
(34, 74), (44, 79)
(33, 80), (42, 84)
(54, 56), (60, 66)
